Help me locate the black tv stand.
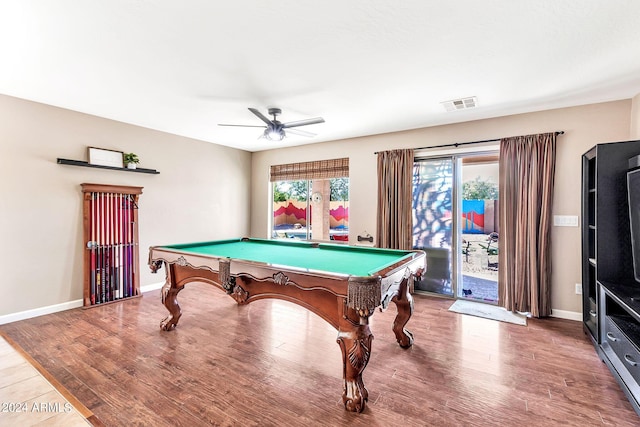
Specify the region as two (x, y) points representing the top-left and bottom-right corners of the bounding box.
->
(599, 280), (640, 414)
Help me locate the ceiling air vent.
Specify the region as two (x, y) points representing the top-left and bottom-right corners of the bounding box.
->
(441, 96), (478, 112)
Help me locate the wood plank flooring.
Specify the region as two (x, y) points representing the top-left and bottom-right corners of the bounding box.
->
(0, 282), (638, 426)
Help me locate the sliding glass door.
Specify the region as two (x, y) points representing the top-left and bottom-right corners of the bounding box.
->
(459, 156), (499, 303)
(413, 152), (499, 303)
(412, 158), (454, 297)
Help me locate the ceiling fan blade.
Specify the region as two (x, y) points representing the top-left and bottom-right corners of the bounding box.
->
(285, 128), (316, 138)
(282, 117), (325, 128)
(218, 124), (266, 128)
(248, 108), (274, 126)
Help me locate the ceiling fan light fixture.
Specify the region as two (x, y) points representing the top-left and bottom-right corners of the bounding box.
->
(265, 128), (285, 141)
(219, 107), (324, 142)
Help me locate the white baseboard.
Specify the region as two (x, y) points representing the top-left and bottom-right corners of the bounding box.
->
(141, 281), (164, 293)
(0, 282), (166, 325)
(0, 282), (583, 326)
(550, 309), (582, 321)
(0, 299), (84, 325)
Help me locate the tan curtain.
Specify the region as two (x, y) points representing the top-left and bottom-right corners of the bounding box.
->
(498, 133), (556, 317)
(376, 149), (414, 250)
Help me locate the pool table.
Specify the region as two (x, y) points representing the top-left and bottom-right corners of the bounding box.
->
(148, 237), (426, 412)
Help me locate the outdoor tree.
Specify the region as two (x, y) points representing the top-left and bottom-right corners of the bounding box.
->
(273, 180), (308, 202)
(462, 177), (498, 200)
(330, 178), (349, 201)
(274, 179), (349, 202)
(273, 182), (289, 202)
(289, 180), (308, 201)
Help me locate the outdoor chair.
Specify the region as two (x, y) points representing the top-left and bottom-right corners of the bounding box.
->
(478, 232), (499, 271)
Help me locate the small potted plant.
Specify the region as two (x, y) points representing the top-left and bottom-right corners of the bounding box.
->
(123, 153), (139, 169)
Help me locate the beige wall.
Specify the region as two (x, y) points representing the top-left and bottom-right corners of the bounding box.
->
(251, 100), (632, 316)
(0, 95), (251, 316)
(1, 95), (633, 319)
(631, 93), (640, 139)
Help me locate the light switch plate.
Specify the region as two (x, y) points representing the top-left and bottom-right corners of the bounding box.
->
(553, 215), (579, 227)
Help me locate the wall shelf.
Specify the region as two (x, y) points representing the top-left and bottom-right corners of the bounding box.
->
(57, 158), (159, 174)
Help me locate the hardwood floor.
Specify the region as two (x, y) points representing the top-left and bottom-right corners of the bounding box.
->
(1, 283), (638, 426)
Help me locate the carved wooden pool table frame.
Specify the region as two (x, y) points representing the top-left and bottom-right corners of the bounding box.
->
(148, 238), (425, 413)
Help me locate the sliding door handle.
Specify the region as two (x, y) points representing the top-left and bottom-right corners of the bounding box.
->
(624, 354), (638, 367)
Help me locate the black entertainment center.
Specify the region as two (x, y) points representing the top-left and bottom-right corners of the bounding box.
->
(582, 140), (640, 416)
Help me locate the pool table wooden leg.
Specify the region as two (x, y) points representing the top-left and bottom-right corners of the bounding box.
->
(336, 315), (373, 413)
(391, 276), (414, 348)
(160, 267), (182, 331)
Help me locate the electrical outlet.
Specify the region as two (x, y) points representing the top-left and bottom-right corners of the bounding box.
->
(575, 283), (582, 294)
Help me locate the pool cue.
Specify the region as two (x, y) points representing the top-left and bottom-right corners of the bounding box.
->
(109, 193), (118, 301)
(118, 193), (122, 299)
(95, 192), (100, 304)
(103, 192), (107, 302)
(115, 192), (119, 299)
(112, 192), (117, 300)
(125, 193), (128, 297)
(122, 194), (127, 298)
(122, 195), (127, 298)
(128, 195), (133, 297)
(101, 192), (106, 304)
(97, 193), (104, 303)
(108, 192), (113, 301)
(96, 192), (101, 304)
(90, 192), (96, 305)
(112, 193), (116, 300)
(121, 193), (126, 298)
(105, 192), (109, 302)
(110, 193), (120, 299)
(114, 192), (119, 299)
(104, 192), (109, 302)
(128, 194), (133, 297)
(117, 192), (123, 299)
(120, 193), (125, 298)
(94, 192), (99, 304)
(106, 192), (111, 301)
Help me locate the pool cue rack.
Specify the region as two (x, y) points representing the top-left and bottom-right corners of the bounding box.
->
(81, 183), (143, 307)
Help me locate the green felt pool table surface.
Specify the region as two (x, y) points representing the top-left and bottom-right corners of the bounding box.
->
(160, 238), (415, 277)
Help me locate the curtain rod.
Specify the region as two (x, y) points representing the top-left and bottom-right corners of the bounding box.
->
(374, 131), (564, 154)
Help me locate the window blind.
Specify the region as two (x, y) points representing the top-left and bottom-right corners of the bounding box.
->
(270, 158), (349, 182)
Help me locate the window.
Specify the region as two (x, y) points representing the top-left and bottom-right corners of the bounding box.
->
(271, 159), (349, 242)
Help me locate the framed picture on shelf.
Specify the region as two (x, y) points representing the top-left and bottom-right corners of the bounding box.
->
(88, 147), (124, 168)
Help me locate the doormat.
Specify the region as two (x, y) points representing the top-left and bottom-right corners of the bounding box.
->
(448, 300), (527, 326)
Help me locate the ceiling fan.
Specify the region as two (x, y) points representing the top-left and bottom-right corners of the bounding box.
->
(218, 108), (325, 141)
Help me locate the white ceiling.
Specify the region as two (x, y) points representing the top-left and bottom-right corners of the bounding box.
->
(2, 1), (640, 152)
